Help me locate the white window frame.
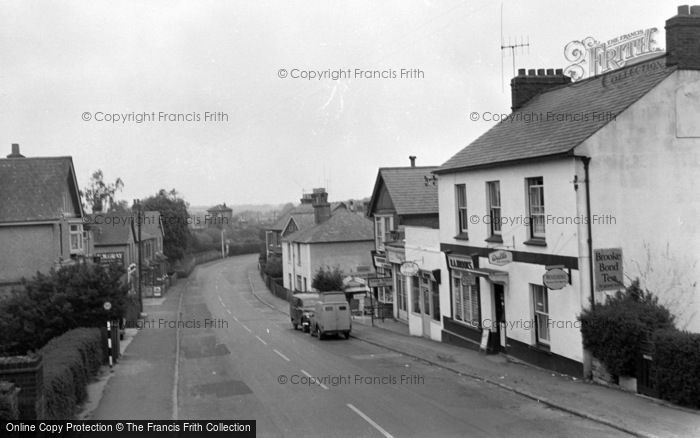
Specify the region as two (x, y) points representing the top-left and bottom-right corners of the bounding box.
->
(375, 215), (393, 251)
(451, 271), (480, 326)
(69, 224), (84, 253)
(532, 284), (550, 345)
(487, 181), (501, 236)
(527, 177), (545, 239)
(455, 184), (468, 235)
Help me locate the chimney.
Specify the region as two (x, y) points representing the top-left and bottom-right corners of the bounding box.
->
(6, 143), (25, 158)
(300, 192), (313, 204)
(666, 5), (700, 69)
(510, 68), (571, 111)
(310, 188), (331, 224)
(409, 156), (416, 167)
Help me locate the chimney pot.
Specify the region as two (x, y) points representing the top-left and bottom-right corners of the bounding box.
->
(527, 69), (536, 76)
(409, 155), (416, 167)
(546, 68), (554, 75)
(537, 68), (545, 75)
(691, 5), (700, 15)
(679, 5), (690, 14)
(7, 143), (25, 158)
(555, 68), (564, 75)
(518, 68), (526, 75)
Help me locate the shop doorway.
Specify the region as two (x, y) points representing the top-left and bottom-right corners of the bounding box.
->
(494, 284), (506, 352)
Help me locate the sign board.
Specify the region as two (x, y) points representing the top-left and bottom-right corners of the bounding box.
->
(543, 267), (569, 290)
(488, 250), (512, 266)
(447, 255), (473, 271)
(98, 252), (124, 266)
(479, 328), (490, 352)
(460, 273), (476, 286)
(399, 261), (419, 276)
(373, 255), (391, 270)
(594, 248), (623, 291)
(368, 277), (393, 288)
(103, 302), (112, 311)
(386, 248), (405, 264)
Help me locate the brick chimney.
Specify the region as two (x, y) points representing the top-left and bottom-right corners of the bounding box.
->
(300, 192), (313, 204)
(6, 143), (25, 158)
(510, 68), (571, 111)
(310, 188), (331, 224)
(666, 5), (700, 69)
(409, 156), (416, 167)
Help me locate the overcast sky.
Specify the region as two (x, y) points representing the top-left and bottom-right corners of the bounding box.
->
(0, 0), (673, 207)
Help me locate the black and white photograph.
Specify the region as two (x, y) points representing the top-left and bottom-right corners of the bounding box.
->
(1, 1), (699, 437)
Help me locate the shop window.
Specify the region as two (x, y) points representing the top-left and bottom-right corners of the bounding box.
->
(411, 277), (420, 314)
(397, 274), (407, 311)
(451, 271), (479, 327)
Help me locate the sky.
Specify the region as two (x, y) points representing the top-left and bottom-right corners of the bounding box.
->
(0, 0), (674, 207)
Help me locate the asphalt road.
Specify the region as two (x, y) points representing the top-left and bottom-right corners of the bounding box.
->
(169, 254), (627, 438)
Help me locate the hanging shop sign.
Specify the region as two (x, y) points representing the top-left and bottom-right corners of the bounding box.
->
(373, 254), (392, 270)
(543, 265), (569, 290)
(399, 261), (419, 276)
(488, 250), (513, 266)
(594, 248), (623, 291)
(368, 276), (393, 288)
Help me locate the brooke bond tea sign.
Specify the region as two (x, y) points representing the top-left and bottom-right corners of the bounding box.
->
(594, 248), (623, 291)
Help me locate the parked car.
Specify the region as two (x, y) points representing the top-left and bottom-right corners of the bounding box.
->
(310, 292), (351, 340)
(289, 293), (320, 332)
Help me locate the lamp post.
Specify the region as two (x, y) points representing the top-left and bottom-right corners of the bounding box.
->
(221, 228), (226, 258)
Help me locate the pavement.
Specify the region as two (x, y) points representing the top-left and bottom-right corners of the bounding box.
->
(246, 271), (700, 438)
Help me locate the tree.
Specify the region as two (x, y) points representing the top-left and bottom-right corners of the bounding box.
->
(311, 266), (344, 292)
(109, 199), (131, 213)
(141, 189), (190, 261)
(81, 169), (124, 212)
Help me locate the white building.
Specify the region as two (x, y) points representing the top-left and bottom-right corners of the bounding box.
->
(434, 7), (700, 377)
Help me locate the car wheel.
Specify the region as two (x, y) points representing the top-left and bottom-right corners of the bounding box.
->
(344, 331), (350, 339)
(293, 323), (298, 330)
(310, 325), (316, 337)
(317, 326), (323, 340)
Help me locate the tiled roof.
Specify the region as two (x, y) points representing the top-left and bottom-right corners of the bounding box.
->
(436, 55), (676, 173)
(0, 156), (82, 223)
(269, 204), (314, 231)
(87, 213), (134, 246)
(284, 209), (373, 244)
(369, 166), (439, 215)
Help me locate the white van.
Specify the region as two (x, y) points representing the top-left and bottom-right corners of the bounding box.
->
(309, 292), (351, 340)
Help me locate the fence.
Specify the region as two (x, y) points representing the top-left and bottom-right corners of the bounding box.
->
(261, 271), (290, 301)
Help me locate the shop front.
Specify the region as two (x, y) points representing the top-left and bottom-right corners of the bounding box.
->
(385, 244), (407, 322)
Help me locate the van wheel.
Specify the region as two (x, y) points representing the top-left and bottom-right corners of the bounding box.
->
(344, 331), (350, 339)
(316, 326), (324, 340)
(293, 323), (298, 330)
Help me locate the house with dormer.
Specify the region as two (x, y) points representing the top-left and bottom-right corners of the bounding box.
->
(434, 7), (700, 377)
(0, 144), (89, 294)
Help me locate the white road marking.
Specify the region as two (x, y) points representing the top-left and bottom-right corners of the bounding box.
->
(347, 404), (393, 438)
(301, 369), (329, 390)
(233, 315), (239, 321)
(240, 323), (252, 333)
(255, 336), (267, 345)
(217, 295), (226, 307)
(273, 349), (290, 362)
(225, 309), (232, 315)
(266, 328), (270, 334)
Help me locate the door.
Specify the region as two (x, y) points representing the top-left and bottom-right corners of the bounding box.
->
(420, 276), (432, 337)
(494, 284), (506, 352)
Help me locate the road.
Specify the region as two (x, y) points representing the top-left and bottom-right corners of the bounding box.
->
(172, 254), (627, 438)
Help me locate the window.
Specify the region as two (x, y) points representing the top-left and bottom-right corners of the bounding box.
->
(451, 271), (480, 327)
(431, 278), (440, 321)
(296, 275), (302, 291)
(375, 215), (393, 250)
(295, 244), (301, 266)
(69, 224), (83, 253)
(303, 277), (307, 291)
(411, 277), (420, 314)
(455, 184), (468, 236)
(527, 177), (545, 239)
(397, 274), (407, 311)
(288, 274), (292, 289)
(532, 284), (550, 345)
(487, 181), (502, 236)
(287, 243), (292, 262)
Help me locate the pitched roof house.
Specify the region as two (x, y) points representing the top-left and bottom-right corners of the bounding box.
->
(0, 144), (87, 292)
(433, 6), (700, 378)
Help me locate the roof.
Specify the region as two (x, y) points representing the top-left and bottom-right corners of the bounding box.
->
(88, 213), (135, 246)
(0, 156), (83, 223)
(269, 203), (314, 231)
(367, 166), (439, 216)
(207, 203), (232, 213)
(436, 55), (676, 174)
(284, 208), (374, 244)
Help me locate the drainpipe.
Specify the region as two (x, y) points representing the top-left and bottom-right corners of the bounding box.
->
(582, 157), (595, 309)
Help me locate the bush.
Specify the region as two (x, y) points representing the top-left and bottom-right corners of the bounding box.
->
(0, 381), (20, 421)
(40, 328), (102, 420)
(652, 329), (700, 408)
(579, 280), (674, 377)
(311, 266), (344, 292)
(263, 257), (283, 278)
(0, 263), (128, 355)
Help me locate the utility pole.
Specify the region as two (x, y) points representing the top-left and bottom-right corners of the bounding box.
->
(135, 199), (144, 316)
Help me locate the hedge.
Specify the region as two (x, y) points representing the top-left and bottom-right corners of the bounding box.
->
(652, 329), (700, 408)
(0, 380), (20, 421)
(40, 328), (102, 420)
